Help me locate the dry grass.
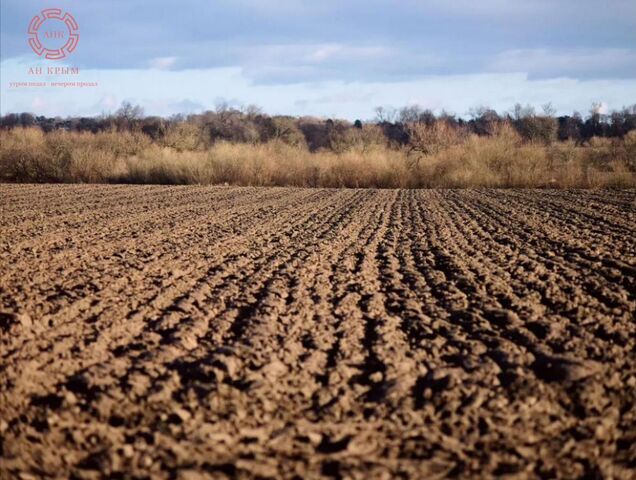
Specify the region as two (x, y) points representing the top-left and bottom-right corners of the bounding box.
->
(1, 127), (634, 187)
(122, 142), (408, 188)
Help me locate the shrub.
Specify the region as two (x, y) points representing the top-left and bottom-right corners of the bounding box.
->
(259, 117), (307, 148)
(327, 124), (387, 154)
(406, 121), (466, 157)
(160, 122), (206, 151)
(0, 128), (48, 181)
(0, 126), (633, 188)
(515, 116), (558, 144)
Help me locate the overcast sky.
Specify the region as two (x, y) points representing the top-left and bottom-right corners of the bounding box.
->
(1, 0), (635, 119)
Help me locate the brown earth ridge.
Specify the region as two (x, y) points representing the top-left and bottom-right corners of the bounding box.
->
(0, 185), (635, 479)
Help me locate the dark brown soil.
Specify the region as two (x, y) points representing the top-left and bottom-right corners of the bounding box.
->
(1, 185), (635, 479)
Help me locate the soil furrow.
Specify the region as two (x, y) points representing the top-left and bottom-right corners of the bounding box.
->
(1, 185), (634, 479)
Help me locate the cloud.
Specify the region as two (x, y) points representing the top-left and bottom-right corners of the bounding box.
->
(137, 98), (205, 116)
(489, 48), (636, 78)
(303, 44), (391, 64)
(96, 95), (118, 111)
(2, 0), (635, 83)
(2, 55), (635, 120)
(310, 89), (376, 105)
(148, 56), (178, 70)
(1, 0), (635, 119)
(30, 96), (46, 110)
(237, 43), (443, 84)
(168, 99), (205, 114)
(415, 0), (541, 16)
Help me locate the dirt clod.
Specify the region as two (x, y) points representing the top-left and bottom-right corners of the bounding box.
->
(1, 185), (635, 479)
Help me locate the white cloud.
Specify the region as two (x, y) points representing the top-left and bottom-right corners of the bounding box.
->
(97, 95), (118, 110)
(235, 43), (442, 83)
(304, 44), (391, 64)
(3, 0), (635, 85)
(148, 56), (178, 70)
(2, 55), (635, 120)
(417, 0), (541, 16)
(240, 43), (393, 66)
(30, 96), (46, 110)
(489, 48), (636, 78)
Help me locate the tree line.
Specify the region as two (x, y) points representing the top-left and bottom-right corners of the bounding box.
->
(1, 102), (635, 152)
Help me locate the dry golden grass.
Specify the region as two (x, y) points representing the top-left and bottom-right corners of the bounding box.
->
(1, 127), (634, 187)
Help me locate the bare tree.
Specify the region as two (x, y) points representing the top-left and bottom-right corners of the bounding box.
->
(542, 102), (556, 117)
(512, 103), (535, 120)
(374, 106), (398, 123)
(115, 101), (144, 122)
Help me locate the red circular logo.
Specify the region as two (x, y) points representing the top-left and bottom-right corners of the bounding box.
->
(28, 9), (79, 60)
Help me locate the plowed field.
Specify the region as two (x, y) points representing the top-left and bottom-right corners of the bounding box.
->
(1, 185), (635, 479)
